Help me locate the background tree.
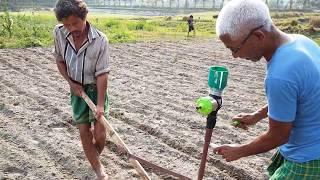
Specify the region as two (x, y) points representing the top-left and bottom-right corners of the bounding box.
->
(220, 0), (225, 9)
(212, 0), (216, 8)
(185, 0), (189, 8)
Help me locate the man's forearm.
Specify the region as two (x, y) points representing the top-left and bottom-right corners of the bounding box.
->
(96, 73), (108, 107)
(242, 105), (271, 155)
(56, 61), (71, 84)
(241, 118), (291, 157)
(254, 104), (268, 121)
(241, 132), (279, 157)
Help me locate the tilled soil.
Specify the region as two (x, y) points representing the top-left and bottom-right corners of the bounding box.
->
(0, 39), (271, 179)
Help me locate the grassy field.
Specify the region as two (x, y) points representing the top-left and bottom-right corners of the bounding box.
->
(0, 10), (319, 48)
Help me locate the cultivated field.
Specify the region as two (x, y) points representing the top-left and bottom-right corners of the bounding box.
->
(0, 39), (272, 179)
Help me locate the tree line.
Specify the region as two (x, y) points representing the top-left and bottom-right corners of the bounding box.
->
(0, 0), (319, 10)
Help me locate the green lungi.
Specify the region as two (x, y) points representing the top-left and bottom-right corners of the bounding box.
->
(71, 84), (109, 124)
(268, 150), (320, 180)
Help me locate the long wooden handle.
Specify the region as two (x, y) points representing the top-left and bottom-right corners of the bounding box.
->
(81, 92), (150, 180)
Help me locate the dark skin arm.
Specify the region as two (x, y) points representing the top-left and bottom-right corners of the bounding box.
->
(95, 73), (108, 121)
(233, 105), (268, 129)
(213, 117), (292, 162)
(56, 59), (83, 96)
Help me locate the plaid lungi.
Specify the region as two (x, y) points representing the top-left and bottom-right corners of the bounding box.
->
(268, 150), (320, 180)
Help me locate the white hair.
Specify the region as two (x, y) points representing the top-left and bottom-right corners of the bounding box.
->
(216, 0), (273, 40)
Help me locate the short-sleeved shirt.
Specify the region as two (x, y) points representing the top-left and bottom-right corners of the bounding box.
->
(187, 18), (193, 26)
(265, 34), (320, 163)
(53, 22), (110, 85)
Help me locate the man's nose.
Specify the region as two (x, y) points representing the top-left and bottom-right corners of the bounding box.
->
(69, 26), (77, 33)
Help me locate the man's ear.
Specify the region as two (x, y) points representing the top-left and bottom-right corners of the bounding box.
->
(219, 34), (232, 43)
(253, 30), (265, 41)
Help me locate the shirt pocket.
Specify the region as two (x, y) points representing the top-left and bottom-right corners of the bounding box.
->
(83, 47), (99, 76)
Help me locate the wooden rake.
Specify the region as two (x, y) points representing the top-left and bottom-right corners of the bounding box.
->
(81, 92), (151, 180)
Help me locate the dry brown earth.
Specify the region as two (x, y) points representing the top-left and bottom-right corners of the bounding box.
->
(0, 39), (272, 179)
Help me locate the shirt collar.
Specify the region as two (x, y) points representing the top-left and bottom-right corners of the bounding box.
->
(87, 22), (101, 43)
(60, 21), (101, 42)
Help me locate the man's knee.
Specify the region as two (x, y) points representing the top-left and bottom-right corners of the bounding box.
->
(79, 124), (91, 135)
(95, 122), (107, 140)
(96, 132), (106, 142)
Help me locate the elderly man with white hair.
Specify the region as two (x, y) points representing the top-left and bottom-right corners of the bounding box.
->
(213, 0), (320, 179)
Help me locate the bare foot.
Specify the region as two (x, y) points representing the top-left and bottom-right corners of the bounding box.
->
(96, 174), (108, 180)
(95, 165), (108, 180)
